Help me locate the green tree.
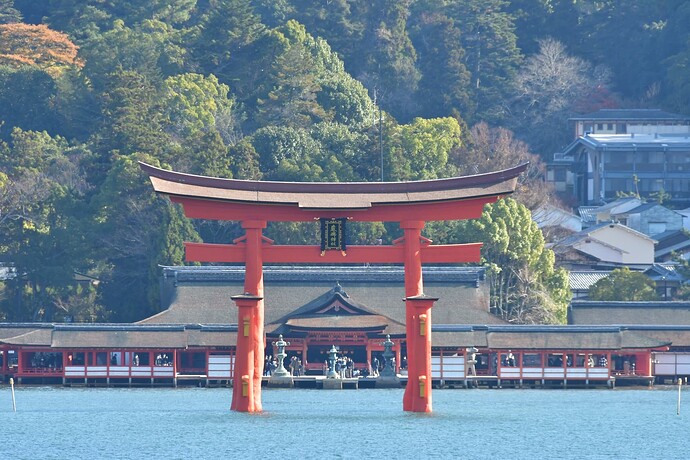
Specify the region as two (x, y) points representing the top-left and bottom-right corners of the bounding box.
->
(256, 35), (330, 128)
(190, 0), (265, 75)
(357, 0), (421, 121)
(250, 125), (324, 181)
(228, 139), (261, 180)
(317, 71), (377, 127)
(287, 0), (365, 63)
(38, 1), (113, 41)
(250, 121), (371, 183)
(409, 6), (472, 119)
(39, 0), (195, 38)
(447, 0), (522, 122)
(251, 0), (294, 28)
(112, 0), (197, 26)
(0, 65), (63, 141)
(589, 267), (659, 302)
(175, 129), (232, 178)
(164, 73), (234, 136)
(91, 154), (200, 321)
(386, 117), (462, 181)
(664, 34), (690, 112)
(456, 198), (570, 324)
(573, 0), (675, 101)
(80, 19), (185, 90)
(0, 0), (21, 24)
(0, 128), (96, 321)
(309, 122), (367, 181)
(97, 69), (170, 159)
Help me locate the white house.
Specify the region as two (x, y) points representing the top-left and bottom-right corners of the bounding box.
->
(553, 222), (657, 269)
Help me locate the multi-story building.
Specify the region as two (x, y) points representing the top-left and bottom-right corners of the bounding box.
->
(550, 133), (690, 207)
(570, 109), (690, 138)
(548, 109), (690, 207)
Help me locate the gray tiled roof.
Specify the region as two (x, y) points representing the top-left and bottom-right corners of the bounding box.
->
(0, 322), (678, 351)
(569, 271), (611, 290)
(163, 265), (486, 284)
(569, 109), (690, 121)
(1, 328), (53, 346)
(431, 325), (670, 349)
(570, 301), (690, 326)
(578, 133), (690, 149)
(0, 323), (53, 339)
(594, 197), (641, 214)
(148, 265), (501, 327)
(654, 231), (690, 253)
(578, 206), (598, 223)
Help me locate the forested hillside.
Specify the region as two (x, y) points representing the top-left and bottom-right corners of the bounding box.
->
(1, 0), (688, 322)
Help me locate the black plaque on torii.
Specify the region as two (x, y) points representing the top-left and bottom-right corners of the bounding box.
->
(320, 218), (347, 255)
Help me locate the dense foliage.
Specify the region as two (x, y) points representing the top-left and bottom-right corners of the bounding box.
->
(455, 198), (570, 324)
(588, 268), (660, 302)
(3, 1), (689, 322)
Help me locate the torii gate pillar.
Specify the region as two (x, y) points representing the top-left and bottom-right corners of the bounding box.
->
(401, 221), (437, 413)
(230, 220), (266, 413)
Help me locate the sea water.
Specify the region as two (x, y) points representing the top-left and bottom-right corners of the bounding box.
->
(2, 386), (688, 459)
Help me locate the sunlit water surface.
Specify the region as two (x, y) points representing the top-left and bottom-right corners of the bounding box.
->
(2, 386), (688, 459)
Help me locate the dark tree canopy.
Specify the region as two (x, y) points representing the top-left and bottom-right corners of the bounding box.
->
(2, 1), (690, 322)
(588, 268), (659, 302)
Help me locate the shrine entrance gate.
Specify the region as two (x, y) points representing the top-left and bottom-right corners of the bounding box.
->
(141, 162), (526, 413)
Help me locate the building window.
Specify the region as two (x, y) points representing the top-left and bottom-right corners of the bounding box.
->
(596, 123), (604, 130)
(649, 151), (665, 163)
(607, 123), (614, 130)
(670, 179), (688, 192)
(604, 178), (629, 193)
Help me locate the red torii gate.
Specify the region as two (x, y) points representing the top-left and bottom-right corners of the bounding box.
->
(141, 162), (526, 413)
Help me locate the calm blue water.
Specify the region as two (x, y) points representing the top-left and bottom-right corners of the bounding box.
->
(2, 386), (688, 459)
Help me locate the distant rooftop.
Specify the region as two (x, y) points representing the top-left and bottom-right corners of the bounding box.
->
(570, 109), (690, 121)
(593, 197), (641, 214)
(580, 133), (690, 147)
(578, 206), (599, 223)
(569, 271), (611, 290)
(162, 265), (486, 284)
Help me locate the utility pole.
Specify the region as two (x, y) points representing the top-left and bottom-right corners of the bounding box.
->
(380, 105), (383, 182)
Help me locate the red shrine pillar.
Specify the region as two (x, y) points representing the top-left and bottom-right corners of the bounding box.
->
(230, 220), (266, 413)
(401, 220), (436, 413)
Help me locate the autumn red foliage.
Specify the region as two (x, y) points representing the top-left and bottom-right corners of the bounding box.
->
(0, 23), (83, 73)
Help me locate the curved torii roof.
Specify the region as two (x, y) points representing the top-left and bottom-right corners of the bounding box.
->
(140, 162), (527, 222)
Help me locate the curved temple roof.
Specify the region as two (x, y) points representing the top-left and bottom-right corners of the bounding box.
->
(140, 162), (528, 210)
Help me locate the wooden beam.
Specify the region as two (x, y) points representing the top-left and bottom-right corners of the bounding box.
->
(184, 242), (482, 264)
(171, 196), (496, 223)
